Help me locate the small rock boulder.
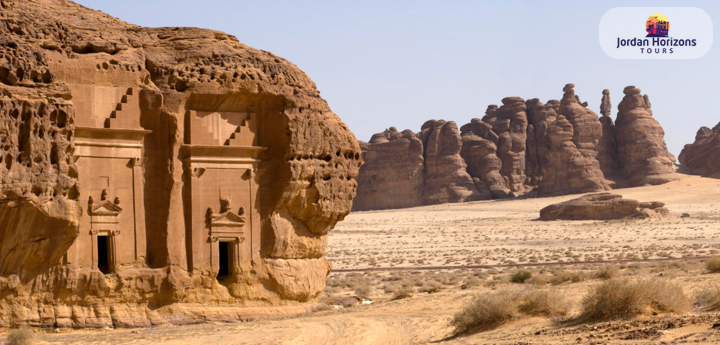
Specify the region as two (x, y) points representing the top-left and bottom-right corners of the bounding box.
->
(539, 193), (669, 220)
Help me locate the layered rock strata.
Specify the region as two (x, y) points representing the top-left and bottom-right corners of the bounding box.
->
(355, 84), (677, 211)
(0, 0), (361, 327)
(539, 193), (670, 221)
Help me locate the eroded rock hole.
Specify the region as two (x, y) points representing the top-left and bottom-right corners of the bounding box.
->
(56, 110), (67, 128)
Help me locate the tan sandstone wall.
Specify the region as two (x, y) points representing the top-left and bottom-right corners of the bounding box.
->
(0, 0), (361, 327)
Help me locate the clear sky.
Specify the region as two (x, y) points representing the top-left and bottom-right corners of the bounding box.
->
(73, 0), (719, 158)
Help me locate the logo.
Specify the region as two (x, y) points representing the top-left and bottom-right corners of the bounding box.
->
(599, 7), (712, 59)
(645, 14), (669, 37)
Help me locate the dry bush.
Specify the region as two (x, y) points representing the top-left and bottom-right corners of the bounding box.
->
(694, 286), (720, 311)
(451, 290), (519, 334)
(451, 288), (569, 334)
(461, 276), (483, 290)
(6, 328), (35, 345)
(519, 290), (570, 317)
(391, 285), (414, 300)
(418, 280), (443, 294)
(528, 274), (551, 286)
(354, 283), (372, 297)
(579, 278), (691, 321)
(594, 265), (620, 280)
(705, 256), (720, 273)
(549, 270), (587, 285)
(510, 270), (532, 284)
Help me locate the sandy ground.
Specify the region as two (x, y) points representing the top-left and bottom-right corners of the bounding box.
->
(5, 173), (720, 344)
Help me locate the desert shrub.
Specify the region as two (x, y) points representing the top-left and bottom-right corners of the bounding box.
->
(391, 285), (414, 300)
(461, 276), (483, 290)
(519, 290), (570, 317)
(6, 327), (35, 345)
(354, 283), (372, 297)
(705, 256), (720, 273)
(451, 290), (519, 334)
(510, 271), (532, 284)
(549, 270), (587, 285)
(418, 280), (443, 294)
(694, 286), (720, 311)
(528, 274), (551, 286)
(579, 278), (691, 321)
(451, 288), (569, 334)
(594, 265), (620, 280)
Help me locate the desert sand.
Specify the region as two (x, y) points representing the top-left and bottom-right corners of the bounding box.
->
(7, 173), (720, 344)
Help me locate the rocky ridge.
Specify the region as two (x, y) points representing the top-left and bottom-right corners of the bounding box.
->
(354, 84), (678, 211)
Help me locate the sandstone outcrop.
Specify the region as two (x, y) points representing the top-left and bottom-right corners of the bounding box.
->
(353, 128), (424, 210)
(356, 84), (677, 210)
(679, 123), (720, 177)
(596, 89), (619, 180)
(419, 120), (482, 204)
(615, 86), (679, 186)
(0, 0), (361, 327)
(539, 193), (670, 221)
(460, 119), (509, 199)
(482, 98), (528, 193)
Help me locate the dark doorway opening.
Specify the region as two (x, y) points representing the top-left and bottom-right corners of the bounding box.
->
(97, 235), (111, 274)
(218, 241), (231, 279)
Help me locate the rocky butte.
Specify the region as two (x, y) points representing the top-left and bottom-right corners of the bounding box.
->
(354, 84), (678, 211)
(0, 0), (361, 327)
(679, 122), (720, 177)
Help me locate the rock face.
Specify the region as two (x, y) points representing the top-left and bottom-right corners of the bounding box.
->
(353, 128), (424, 210)
(356, 84), (677, 210)
(0, 0), (360, 327)
(539, 193), (670, 221)
(460, 119), (509, 199)
(679, 123), (720, 177)
(615, 86), (679, 186)
(419, 120), (482, 205)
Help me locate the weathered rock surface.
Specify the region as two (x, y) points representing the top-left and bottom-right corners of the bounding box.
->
(482, 98), (528, 193)
(460, 119), (509, 199)
(679, 123), (720, 177)
(419, 120), (482, 205)
(352, 128), (424, 210)
(356, 84), (677, 210)
(0, 0), (360, 327)
(539, 193), (670, 221)
(615, 86), (679, 186)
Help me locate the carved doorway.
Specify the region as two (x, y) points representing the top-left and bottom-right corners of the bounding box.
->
(97, 235), (113, 274)
(217, 241), (234, 280)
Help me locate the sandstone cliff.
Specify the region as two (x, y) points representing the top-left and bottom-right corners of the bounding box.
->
(0, 0), (361, 327)
(679, 123), (720, 177)
(355, 84), (677, 211)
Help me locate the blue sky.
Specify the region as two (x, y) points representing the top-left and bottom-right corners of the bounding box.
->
(74, 0), (719, 157)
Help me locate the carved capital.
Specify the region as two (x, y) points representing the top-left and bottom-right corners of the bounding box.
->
(111, 230), (121, 236)
(89, 229), (99, 236)
(209, 236), (220, 243)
